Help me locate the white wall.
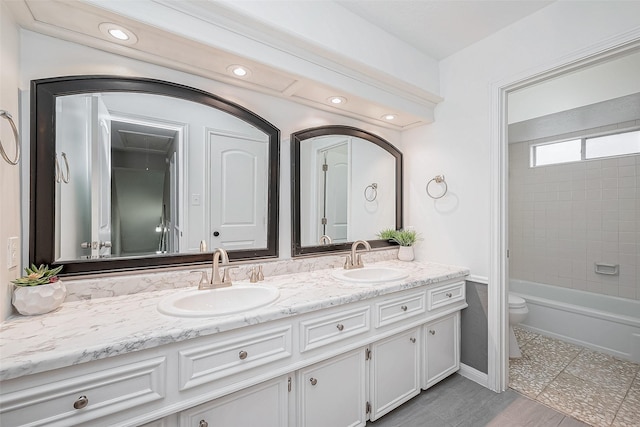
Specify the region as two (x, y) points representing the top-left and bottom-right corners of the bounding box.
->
(509, 50), (640, 123)
(403, 1), (640, 278)
(0, 3), (21, 320)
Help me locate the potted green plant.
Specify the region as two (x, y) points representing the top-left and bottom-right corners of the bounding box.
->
(378, 229), (421, 261)
(11, 264), (67, 315)
(376, 228), (397, 241)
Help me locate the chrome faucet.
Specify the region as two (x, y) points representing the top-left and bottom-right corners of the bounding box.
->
(344, 240), (371, 270)
(210, 247), (231, 288)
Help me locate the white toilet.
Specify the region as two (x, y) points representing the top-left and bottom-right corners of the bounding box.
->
(508, 294), (529, 358)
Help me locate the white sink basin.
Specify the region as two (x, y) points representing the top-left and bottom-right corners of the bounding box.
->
(158, 284), (280, 317)
(331, 267), (409, 284)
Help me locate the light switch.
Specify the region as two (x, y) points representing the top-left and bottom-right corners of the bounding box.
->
(191, 194), (201, 206)
(7, 237), (19, 269)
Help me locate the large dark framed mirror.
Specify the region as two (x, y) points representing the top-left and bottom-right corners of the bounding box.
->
(291, 125), (402, 256)
(31, 76), (280, 275)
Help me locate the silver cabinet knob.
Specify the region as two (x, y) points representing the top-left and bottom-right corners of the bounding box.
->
(310, 377), (318, 386)
(446, 292), (453, 298)
(199, 420), (209, 427)
(73, 395), (88, 410)
(400, 305), (408, 311)
(336, 323), (344, 331)
(239, 350), (248, 360)
(410, 337), (416, 343)
(429, 329), (436, 335)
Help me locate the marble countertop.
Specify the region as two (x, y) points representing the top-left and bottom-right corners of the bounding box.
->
(0, 260), (468, 381)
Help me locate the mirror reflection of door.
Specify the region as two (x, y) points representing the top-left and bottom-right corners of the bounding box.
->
(93, 96), (112, 258)
(317, 143), (349, 243)
(209, 132), (268, 250)
(55, 95), (92, 260)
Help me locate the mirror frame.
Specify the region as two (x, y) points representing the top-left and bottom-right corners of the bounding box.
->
(30, 75), (280, 276)
(291, 125), (402, 257)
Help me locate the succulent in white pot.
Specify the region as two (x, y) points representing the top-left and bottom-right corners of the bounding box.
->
(11, 264), (67, 315)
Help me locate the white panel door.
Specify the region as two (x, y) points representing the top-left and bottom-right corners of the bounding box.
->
(316, 143), (349, 243)
(297, 348), (366, 427)
(423, 312), (460, 389)
(178, 375), (289, 427)
(209, 134), (268, 250)
(369, 327), (421, 421)
(90, 95), (112, 258)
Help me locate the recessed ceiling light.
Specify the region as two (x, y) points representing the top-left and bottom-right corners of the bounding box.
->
(382, 114), (396, 120)
(99, 23), (138, 45)
(328, 96), (347, 105)
(227, 65), (251, 78)
(108, 29), (129, 40)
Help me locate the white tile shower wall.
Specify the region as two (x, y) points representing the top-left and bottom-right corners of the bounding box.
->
(509, 126), (639, 300)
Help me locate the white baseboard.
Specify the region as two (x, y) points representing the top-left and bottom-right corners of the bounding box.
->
(458, 363), (488, 388)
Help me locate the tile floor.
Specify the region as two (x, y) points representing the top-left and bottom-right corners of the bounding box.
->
(367, 373), (587, 427)
(510, 326), (640, 427)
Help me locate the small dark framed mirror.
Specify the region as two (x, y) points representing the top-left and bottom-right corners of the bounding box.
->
(31, 76), (280, 275)
(291, 125), (402, 256)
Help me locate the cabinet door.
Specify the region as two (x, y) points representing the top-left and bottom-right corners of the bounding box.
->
(297, 348), (366, 427)
(369, 327), (421, 421)
(423, 311), (460, 389)
(179, 375), (289, 427)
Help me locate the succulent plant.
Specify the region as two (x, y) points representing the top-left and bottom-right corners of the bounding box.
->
(11, 264), (63, 287)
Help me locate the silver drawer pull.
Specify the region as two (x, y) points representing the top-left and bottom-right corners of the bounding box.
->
(239, 350), (248, 360)
(446, 292), (452, 298)
(400, 305), (408, 311)
(429, 329), (436, 335)
(310, 377), (318, 386)
(336, 323), (344, 331)
(200, 420), (209, 427)
(410, 337), (416, 343)
(73, 395), (88, 410)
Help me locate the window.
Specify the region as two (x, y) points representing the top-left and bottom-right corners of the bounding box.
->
(531, 139), (581, 166)
(585, 131), (640, 159)
(531, 129), (640, 167)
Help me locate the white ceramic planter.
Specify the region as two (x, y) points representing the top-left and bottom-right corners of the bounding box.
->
(12, 281), (67, 316)
(397, 246), (415, 261)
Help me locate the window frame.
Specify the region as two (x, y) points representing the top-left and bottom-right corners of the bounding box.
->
(530, 127), (640, 167)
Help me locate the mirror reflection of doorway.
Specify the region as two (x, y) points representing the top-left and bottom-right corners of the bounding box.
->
(110, 119), (180, 257)
(317, 142), (349, 244)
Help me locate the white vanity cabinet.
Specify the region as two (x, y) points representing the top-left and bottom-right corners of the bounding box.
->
(1, 271), (468, 427)
(178, 375), (291, 427)
(368, 327), (421, 421)
(423, 311), (460, 389)
(297, 348), (367, 427)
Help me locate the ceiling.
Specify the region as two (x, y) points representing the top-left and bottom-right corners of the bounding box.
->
(7, 0), (557, 129)
(337, 0), (555, 60)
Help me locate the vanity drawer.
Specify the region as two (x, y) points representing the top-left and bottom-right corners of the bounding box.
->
(375, 290), (426, 328)
(0, 357), (166, 427)
(427, 281), (465, 311)
(179, 325), (292, 391)
(300, 306), (370, 352)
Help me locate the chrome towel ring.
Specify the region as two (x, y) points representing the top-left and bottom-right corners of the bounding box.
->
(0, 110), (20, 165)
(364, 183), (378, 202)
(426, 175), (447, 199)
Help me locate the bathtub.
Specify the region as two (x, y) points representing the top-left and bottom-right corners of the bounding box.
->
(510, 279), (640, 363)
